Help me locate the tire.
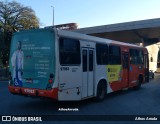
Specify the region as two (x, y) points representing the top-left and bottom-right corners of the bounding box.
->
(152, 74), (154, 79)
(134, 77), (142, 90)
(96, 82), (106, 102)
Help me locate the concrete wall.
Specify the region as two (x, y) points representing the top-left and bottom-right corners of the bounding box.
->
(146, 43), (159, 72)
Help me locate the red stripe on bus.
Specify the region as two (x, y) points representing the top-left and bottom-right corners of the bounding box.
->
(8, 86), (58, 100)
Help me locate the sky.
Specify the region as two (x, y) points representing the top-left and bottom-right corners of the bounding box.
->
(5, 0), (160, 28)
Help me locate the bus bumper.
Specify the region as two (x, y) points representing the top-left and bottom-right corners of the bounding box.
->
(8, 86), (58, 100)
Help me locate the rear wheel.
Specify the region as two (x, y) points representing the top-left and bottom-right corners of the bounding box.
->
(96, 82), (106, 102)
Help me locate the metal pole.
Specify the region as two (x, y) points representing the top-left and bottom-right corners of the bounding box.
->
(51, 6), (54, 26)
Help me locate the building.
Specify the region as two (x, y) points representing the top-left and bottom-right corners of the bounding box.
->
(74, 18), (160, 72)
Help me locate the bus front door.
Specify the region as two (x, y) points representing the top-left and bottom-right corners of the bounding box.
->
(82, 48), (94, 98)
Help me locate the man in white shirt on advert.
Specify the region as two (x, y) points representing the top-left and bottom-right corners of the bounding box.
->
(11, 41), (24, 87)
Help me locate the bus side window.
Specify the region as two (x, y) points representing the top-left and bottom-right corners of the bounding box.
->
(137, 50), (144, 64)
(130, 49), (137, 64)
(59, 38), (81, 65)
(109, 45), (121, 65)
(96, 43), (108, 65)
(130, 49), (143, 64)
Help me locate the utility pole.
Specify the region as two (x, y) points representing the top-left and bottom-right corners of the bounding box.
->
(51, 6), (54, 26)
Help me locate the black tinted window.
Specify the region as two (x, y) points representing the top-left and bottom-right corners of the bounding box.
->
(130, 49), (143, 64)
(59, 38), (80, 65)
(83, 50), (87, 72)
(137, 50), (143, 64)
(96, 43), (108, 65)
(109, 45), (121, 64)
(130, 49), (137, 64)
(89, 50), (93, 71)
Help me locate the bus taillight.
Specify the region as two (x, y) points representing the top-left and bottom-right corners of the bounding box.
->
(48, 73), (54, 83)
(48, 79), (53, 83)
(46, 74), (54, 89)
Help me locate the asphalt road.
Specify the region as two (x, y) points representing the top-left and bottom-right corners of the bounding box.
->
(1, 74), (160, 124)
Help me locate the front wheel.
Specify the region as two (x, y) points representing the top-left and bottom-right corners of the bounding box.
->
(152, 74), (154, 79)
(134, 77), (142, 90)
(96, 82), (106, 102)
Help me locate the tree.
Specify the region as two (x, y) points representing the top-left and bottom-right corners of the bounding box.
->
(0, 1), (40, 67)
(0, 1), (39, 32)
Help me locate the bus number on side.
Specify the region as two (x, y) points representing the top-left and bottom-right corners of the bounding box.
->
(60, 67), (69, 71)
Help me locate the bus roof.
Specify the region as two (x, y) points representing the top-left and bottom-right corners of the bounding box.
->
(13, 28), (52, 36)
(57, 29), (143, 48)
(13, 28), (143, 48)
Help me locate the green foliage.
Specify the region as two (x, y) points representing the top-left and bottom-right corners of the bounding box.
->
(0, 1), (39, 32)
(0, 1), (40, 67)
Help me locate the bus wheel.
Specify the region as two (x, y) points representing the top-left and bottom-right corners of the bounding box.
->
(134, 76), (142, 90)
(152, 74), (154, 79)
(96, 81), (106, 102)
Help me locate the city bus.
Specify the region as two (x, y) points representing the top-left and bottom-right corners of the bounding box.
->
(8, 28), (149, 101)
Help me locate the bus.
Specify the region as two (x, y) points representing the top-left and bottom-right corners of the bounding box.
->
(8, 28), (149, 101)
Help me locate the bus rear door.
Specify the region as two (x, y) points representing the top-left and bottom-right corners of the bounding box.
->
(122, 52), (129, 88)
(82, 48), (94, 98)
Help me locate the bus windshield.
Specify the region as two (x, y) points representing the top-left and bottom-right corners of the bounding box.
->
(9, 29), (55, 90)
